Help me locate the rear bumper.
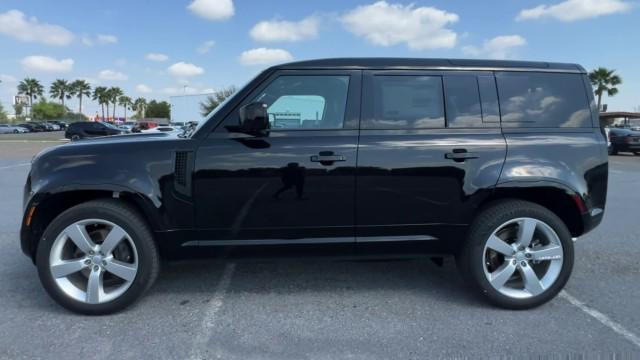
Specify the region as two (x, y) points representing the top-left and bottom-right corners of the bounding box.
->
(580, 207), (604, 236)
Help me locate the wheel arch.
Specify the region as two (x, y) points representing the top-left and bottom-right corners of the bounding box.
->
(22, 190), (159, 261)
(481, 183), (585, 237)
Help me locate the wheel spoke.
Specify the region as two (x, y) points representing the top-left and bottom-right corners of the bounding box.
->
(65, 224), (95, 254)
(50, 259), (87, 278)
(489, 261), (517, 289)
(100, 226), (127, 255)
(520, 264), (545, 296)
(487, 235), (515, 256)
(86, 269), (102, 304)
(529, 245), (563, 261)
(516, 218), (537, 248)
(105, 259), (137, 282)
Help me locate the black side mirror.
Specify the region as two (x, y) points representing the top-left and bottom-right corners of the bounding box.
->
(239, 102), (269, 133)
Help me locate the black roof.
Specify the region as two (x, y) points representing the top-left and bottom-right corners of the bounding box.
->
(275, 58), (585, 73)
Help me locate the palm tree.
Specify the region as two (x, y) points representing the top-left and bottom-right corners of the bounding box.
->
(133, 97), (147, 119)
(49, 79), (72, 111)
(92, 87), (109, 120)
(108, 87), (124, 120)
(199, 86), (236, 116)
(589, 67), (622, 112)
(17, 78), (44, 115)
(70, 80), (91, 114)
(118, 96), (133, 120)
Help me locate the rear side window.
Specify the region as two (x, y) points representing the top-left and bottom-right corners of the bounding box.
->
(496, 72), (591, 128)
(444, 76), (482, 127)
(363, 76), (445, 129)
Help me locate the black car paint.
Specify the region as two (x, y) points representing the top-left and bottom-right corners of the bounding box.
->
(65, 122), (122, 139)
(21, 58), (608, 260)
(608, 128), (640, 154)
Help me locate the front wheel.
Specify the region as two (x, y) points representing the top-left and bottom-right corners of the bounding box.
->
(457, 200), (574, 309)
(36, 200), (160, 315)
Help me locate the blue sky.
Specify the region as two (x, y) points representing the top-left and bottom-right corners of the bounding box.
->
(0, 0), (638, 117)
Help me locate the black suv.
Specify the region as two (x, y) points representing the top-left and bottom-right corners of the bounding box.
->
(21, 58), (608, 314)
(65, 121), (122, 140)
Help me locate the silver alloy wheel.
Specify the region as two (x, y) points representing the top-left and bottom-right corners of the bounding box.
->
(482, 217), (564, 299)
(49, 219), (138, 304)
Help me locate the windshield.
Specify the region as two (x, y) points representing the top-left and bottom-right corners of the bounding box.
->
(102, 122), (120, 130)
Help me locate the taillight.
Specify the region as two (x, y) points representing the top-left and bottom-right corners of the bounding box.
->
(623, 136), (632, 143)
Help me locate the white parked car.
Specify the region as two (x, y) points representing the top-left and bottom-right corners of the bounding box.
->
(0, 124), (28, 134)
(141, 126), (181, 134)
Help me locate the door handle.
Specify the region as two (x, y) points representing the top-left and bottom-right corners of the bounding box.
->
(445, 149), (478, 162)
(310, 151), (346, 164)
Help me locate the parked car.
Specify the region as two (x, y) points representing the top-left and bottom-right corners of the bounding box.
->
(118, 124), (133, 132)
(48, 121), (68, 130)
(132, 120), (158, 133)
(17, 123), (46, 132)
(21, 58), (608, 314)
(608, 128), (640, 155)
(0, 124), (28, 134)
(141, 126), (181, 134)
(64, 121), (123, 140)
(45, 122), (61, 131)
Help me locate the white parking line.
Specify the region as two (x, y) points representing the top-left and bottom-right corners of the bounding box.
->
(0, 163), (30, 170)
(189, 262), (236, 360)
(560, 290), (640, 349)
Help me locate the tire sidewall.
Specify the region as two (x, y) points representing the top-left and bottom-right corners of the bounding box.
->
(464, 201), (574, 309)
(36, 203), (156, 315)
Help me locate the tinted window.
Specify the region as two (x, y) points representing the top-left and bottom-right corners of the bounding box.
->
(364, 76), (445, 129)
(496, 72), (591, 128)
(478, 76), (500, 123)
(252, 75), (349, 129)
(444, 76), (482, 127)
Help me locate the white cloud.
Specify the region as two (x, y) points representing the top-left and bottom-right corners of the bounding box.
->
(517, 0), (631, 21)
(168, 62), (205, 77)
(341, 1), (459, 50)
(0, 9), (74, 46)
(187, 0), (234, 20)
(250, 16), (319, 43)
(81, 35), (94, 46)
(462, 35), (527, 60)
(136, 84), (153, 93)
(146, 53), (169, 62)
(21, 56), (74, 73)
(239, 48), (293, 66)
(201, 88), (215, 93)
(197, 40), (216, 54)
(97, 34), (118, 44)
(98, 69), (128, 81)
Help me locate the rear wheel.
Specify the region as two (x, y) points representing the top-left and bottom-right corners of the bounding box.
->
(36, 200), (160, 315)
(70, 134), (80, 141)
(608, 146), (618, 155)
(457, 200), (574, 309)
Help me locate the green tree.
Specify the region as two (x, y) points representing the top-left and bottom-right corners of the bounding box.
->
(0, 102), (8, 121)
(31, 100), (65, 120)
(199, 86), (236, 116)
(13, 103), (24, 116)
(132, 97), (147, 119)
(92, 86), (109, 120)
(589, 67), (622, 112)
(108, 87), (123, 119)
(145, 100), (171, 119)
(70, 80), (91, 115)
(118, 96), (133, 120)
(17, 78), (44, 114)
(49, 79), (72, 110)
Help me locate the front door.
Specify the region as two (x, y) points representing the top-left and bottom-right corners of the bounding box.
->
(193, 70), (361, 244)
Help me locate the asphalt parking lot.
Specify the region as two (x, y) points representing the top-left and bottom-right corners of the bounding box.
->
(0, 141), (639, 359)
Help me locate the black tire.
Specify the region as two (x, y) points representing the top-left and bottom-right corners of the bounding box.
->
(634, 152), (640, 156)
(456, 199), (574, 309)
(71, 134), (80, 141)
(36, 199), (160, 315)
(608, 146), (617, 155)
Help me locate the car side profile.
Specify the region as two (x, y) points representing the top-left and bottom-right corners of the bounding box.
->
(21, 58), (608, 314)
(65, 121), (123, 140)
(0, 124), (27, 134)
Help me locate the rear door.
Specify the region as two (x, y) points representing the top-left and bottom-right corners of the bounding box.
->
(193, 70), (361, 244)
(356, 70), (507, 242)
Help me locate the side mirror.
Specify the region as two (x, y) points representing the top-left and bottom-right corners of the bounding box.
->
(239, 102), (269, 133)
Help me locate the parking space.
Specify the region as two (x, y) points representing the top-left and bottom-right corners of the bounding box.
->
(0, 141), (638, 358)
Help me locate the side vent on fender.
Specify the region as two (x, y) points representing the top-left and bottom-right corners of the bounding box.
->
(174, 151), (193, 196)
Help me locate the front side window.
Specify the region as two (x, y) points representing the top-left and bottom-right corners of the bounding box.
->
(252, 75), (350, 130)
(496, 72), (592, 128)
